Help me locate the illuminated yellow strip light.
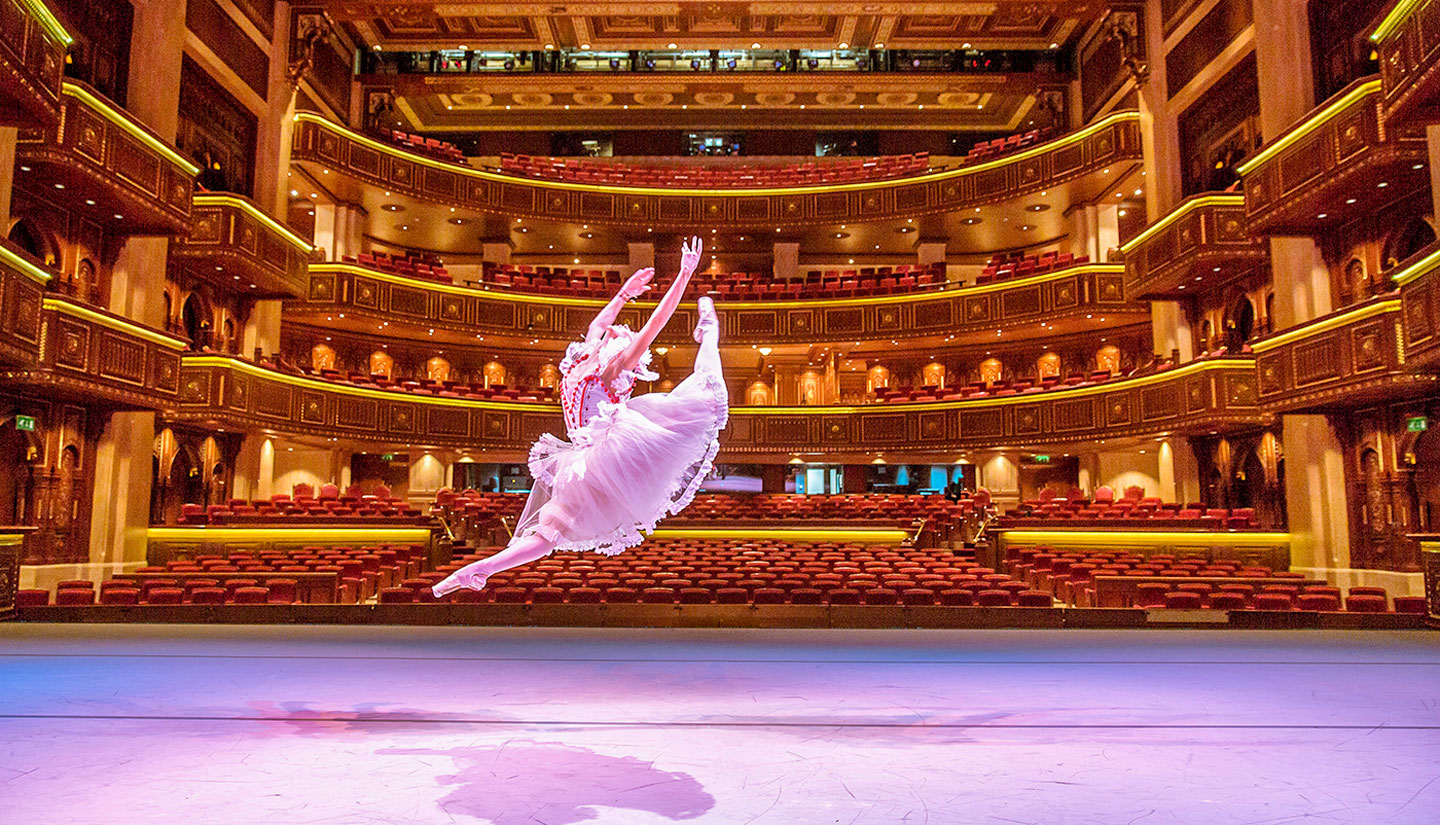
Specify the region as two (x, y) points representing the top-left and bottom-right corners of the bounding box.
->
(294, 110), (1141, 197)
(21, 0), (73, 46)
(730, 358), (1254, 415)
(999, 530), (1292, 546)
(63, 82), (201, 176)
(310, 261), (1126, 310)
(1371, 0), (1425, 41)
(0, 242), (53, 284)
(650, 527), (910, 543)
(1391, 246), (1440, 286)
(1235, 79), (1382, 176)
(43, 298), (187, 350)
(0, 532), (26, 547)
(1118, 194), (1246, 254)
(147, 526), (431, 542)
(1250, 300), (1400, 353)
(193, 194), (315, 253)
(183, 354), (559, 411)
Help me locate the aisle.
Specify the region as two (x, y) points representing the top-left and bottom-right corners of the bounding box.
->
(1, 626), (1438, 824)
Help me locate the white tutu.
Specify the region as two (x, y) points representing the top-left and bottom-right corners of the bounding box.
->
(513, 334), (729, 555)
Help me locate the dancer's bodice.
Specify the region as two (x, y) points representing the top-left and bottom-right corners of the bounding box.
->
(559, 326), (655, 434)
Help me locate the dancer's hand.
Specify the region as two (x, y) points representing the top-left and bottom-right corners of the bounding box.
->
(679, 236), (703, 276)
(619, 267), (654, 300)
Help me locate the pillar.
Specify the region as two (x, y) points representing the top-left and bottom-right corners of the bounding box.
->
(627, 242), (654, 275)
(232, 435), (275, 501)
(313, 203), (366, 261)
(1150, 302), (1194, 362)
(1073, 204), (1121, 262)
(1156, 437), (1200, 504)
(772, 242), (799, 279)
(1283, 415), (1351, 574)
(915, 240), (946, 267)
(1139, 0), (1182, 216)
(0, 127), (14, 227)
(86, 412), (155, 572)
(978, 453), (1020, 510)
(482, 241), (513, 268)
(1427, 125), (1440, 224)
(242, 300), (283, 359)
(253, 2), (294, 216)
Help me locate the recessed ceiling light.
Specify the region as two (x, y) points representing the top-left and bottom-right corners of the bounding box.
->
(448, 217), (467, 225)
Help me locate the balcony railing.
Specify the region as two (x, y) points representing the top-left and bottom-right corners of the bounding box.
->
(1119, 194), (1269, 299)
(0, 238), (49, 367)
(1372, 0), (1440, 127)
(0, 0), (70, 128)
(1252, 297), (1435, 411)
(1393, 244), (1440, 369)
(291, 110), (1142, 230)
(296, 261), (1145, 346)
(170, 194), (316, 298)
(16, 80), (199, 235)
(1236, 77), (1429, 235)
(171, 354), (1262, 453)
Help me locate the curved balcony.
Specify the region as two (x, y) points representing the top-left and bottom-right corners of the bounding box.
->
(170, 354), (1261, 453)
(1393, 244), (1440, 369)
(170, 194), (317, 299)
(1253, 297), (1436, 411)
(15, 81), (199, 235)
(1236, 78), (1430, 236)
(1372, 0), (1440, 128)
(0, 238), (49, 367)
(294, 261), (1145, 347)
(1118, 194), (1269, 299)
(1, 296), (187, 409)
(0, 0), (69, 128)
(290, 110), (1141, 230)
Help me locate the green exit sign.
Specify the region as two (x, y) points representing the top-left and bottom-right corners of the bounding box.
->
(1034, 454), (1051, 463)
(1407, 416), (1429, 432)
(14, 415), (35, 432)
(380, 453), (395, 461)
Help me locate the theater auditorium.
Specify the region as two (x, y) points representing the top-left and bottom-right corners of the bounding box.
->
(1, 1), (1439, 822)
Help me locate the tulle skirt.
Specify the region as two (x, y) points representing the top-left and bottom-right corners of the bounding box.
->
(514, 365), (728, 555)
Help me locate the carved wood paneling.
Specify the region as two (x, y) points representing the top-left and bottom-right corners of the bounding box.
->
(0, 0), (66, 129)
(1122, 195), (1269, 298)
(0, 249), (45, 367)
(171, 196), (314, 298)
(1375, 0), (1440, 128)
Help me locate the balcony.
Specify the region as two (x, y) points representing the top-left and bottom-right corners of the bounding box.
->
(295, 261), (1147, 347)
(1236, 77), (1430, 236)
(1118, 194), (1269, 299)
(3, 296), (187, 409)
(1372, 0), (1440, 127)
(170, 194), (316, 298)
(291, 110), (1142, 230)
(1393, 244), (1440, 369)
(0, 0), (69, 127)
(1253, 298), (1436, 411)
(0, 238), (49, 367)
(15, 81), (199, 235)
(170, 355), (1262, 453)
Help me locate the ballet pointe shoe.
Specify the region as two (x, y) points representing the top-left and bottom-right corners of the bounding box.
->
(432, 566), (489, 598)
(693, 296), (718, 343)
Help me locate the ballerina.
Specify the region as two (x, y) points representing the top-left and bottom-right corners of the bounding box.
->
(433, 237), (727, 596)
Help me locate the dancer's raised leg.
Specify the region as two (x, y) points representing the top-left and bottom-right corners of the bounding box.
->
(431, 532), (557, 597)
(692, 295), (720, 372)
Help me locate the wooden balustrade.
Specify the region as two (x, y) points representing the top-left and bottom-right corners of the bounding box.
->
(0, 238), (48, 367)
(1119, 194), (1269, 299)
(171, 194), (316, 299)
(1372, 0), (1440, 127)
(0, 0), (69, 128)
(1393, 245), (1440, 370)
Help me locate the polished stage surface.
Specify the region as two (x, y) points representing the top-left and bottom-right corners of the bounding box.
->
(2, 625), (1438, 824)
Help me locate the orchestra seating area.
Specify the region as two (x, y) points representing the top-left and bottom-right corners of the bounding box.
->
(999, 487), (1259, 528)
(483, 262), (947, 300)
(371, 127), (466, 163)
(342, 251), (451, 283)
(175, 484), (426, 525)
(964, 128), (1054, 163)
(979, 251), (1089, 283)
(496, 152), (934, 187)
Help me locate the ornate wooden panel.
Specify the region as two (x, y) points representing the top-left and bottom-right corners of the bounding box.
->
(1237, 77), (1430, 236)
(170, 194), (314, 299)
(296, 263), (1151, 347)
(1397, 246), (1440, 369)
(0, 241), (47, 367)
(14, 81), (197, 235)
(0, 0), (67, 129)
(1374, 0), (1440, 128)
(291, 111), (1143, 230)
(1120, 194), (1270, 298)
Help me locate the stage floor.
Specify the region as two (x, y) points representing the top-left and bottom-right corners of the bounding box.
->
(2, 626), (1438, 824)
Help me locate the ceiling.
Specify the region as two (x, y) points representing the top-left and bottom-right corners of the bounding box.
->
(322, 2), (1104, 52)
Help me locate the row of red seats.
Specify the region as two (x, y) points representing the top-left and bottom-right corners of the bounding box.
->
(979, 251), (1088, 283)
(297, 365), (559, 404)
(178, 486), (423, 525)
(485, 263), (946, 301)
(344, 252), (450, 284)
(871, 369), (1122, 404)
(497, 152), (934, 188)
(965, 128), (1053, 163)
(373, 127), (465, 164)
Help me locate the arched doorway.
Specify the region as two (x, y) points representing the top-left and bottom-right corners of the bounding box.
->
(1383, 217), (1436, 271)
(181, 294), (209, 349)
(1226, 297), (1255, 351)
(7, 218), (56, 266)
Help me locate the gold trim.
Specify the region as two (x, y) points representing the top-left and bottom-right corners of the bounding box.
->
(295, 110), (1140, 197)
(1236, 80), (1382, 176)
(146, 526), (431, 541)
(1250, 300), (1401, 353)
(651, 528), (910, 542)
(63, 82), (201, 176)
(999, 529), (1291, 546)
(1392, 247), (1440, 287)
(1119, 194), (1246, 254)
(1371, 0), (1424, 41)
(43, 298), (188, 350)
(193, 195), (316, 253)
(311, 262), (1125, 309)
(0, 243), (54, 284)
(21, 0), (72, 46)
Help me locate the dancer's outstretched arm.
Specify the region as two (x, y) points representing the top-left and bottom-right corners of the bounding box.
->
(586, 267), (654, 343)
(606, 236), (702, 377)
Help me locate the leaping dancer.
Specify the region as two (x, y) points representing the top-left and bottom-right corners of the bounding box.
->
(434, 237), (727, 596)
